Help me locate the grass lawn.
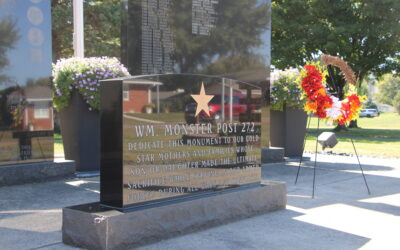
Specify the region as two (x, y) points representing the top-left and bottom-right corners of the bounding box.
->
(54, 133), (64, 155)
(304, 136), (400, 158)
(305, 112), (400, 158)
(308, 112), (400, 130)
(54, 112), (400, 158)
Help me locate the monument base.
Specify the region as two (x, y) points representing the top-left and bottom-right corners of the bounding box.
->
(63, 181), (286, 249)
(0, 160), (75, 186)
(262, 147), (285, 163)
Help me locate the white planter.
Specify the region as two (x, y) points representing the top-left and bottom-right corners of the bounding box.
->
(145, 107), (153, 114)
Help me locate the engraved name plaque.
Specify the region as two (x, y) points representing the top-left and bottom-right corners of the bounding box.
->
(101, 75), (263, 209)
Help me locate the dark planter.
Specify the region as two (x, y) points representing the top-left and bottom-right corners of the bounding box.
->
(270, 107), (307, 157)
(59, 91), (100, 172)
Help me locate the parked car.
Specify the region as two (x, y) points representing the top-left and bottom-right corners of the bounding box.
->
(185, 94), (251, 123)
(359, 109), (379, 118)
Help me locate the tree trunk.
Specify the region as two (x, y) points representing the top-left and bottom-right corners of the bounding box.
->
(348, 120), (358, 128)
(334, 124), (348, 131)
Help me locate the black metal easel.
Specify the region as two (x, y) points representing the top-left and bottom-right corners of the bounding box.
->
(294, 65), (371, 198)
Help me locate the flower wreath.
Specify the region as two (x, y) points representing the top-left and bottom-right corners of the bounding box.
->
(299, 55), (366, 125)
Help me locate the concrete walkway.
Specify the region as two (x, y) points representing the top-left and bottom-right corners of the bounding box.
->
(0, 154), (399, 249)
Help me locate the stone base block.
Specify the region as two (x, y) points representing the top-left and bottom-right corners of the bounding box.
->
(262, 147), (285, 163)
(0, 160), (75, 186)
(63, 181), (286, 250)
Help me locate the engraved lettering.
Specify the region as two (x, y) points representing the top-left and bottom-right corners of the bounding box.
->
(136, 153), (155, 163)
(164, 123), (212, 136)
(217, 123), (237, 134)
(135, 125), (155, 137)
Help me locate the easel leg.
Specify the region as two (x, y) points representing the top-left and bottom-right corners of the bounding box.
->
(350, 138), (371, 195)
(312, 118), (320, 198)
(295, 114), (312, 184)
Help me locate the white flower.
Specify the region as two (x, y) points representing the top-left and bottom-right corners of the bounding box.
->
(326, 96), (342, 120)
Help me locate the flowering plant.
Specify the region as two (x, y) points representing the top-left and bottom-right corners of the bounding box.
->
(270, 69), (304, 111)
(52, 57), (129, 111)
(299, 61), (366, 125)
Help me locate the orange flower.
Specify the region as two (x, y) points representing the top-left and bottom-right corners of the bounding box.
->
(299, 61), (366, 124)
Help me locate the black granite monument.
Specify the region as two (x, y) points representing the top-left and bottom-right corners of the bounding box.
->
(107, 0), (273, 210)
(100, 74), (263, 210)
(63, 1), (285, 248)
(0, 0), (53, 166)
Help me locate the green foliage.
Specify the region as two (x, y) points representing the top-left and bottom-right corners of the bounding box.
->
(161, 94), (192, 113)
(201, 55), (266, 77)
(0, 17), (20, 84)
(170, 0), (269, 74)
(377, 74), (400, 114)
(358, 83), (369, 97)
(52, 57), (129, 111)
(364, 100), (378, 109)
(272, 0), (400, 85)
(51, 0), (121, 61)
(270, 69), (304, 111)
(393, 92), (400, 114)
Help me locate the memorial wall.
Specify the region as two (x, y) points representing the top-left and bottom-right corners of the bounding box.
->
(0, 0), (53, 165)
(121, 0), (271, 81)
(103, 0), (271, 210)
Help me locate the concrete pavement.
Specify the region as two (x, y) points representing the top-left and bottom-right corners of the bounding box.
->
(0, 153), (399, 249)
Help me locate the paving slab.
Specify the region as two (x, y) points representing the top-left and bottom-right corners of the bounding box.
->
(0, 154), (399, 249)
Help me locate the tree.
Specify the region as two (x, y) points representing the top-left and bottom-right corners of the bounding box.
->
(392, 92), (400, 114)
(0, 17), (19, 85)
(272, 0), (400, 128)
(171, 0), (269, 74)
(377, 75), (400, 114)
(272, 0), (400, 82)
(51, 0), (121, 61)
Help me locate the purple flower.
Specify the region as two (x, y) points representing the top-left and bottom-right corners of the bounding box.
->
(56, 88), (62, 96)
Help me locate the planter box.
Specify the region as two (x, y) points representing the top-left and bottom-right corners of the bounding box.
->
(270, 108), (307, 157)
(59, 91), (100, 172)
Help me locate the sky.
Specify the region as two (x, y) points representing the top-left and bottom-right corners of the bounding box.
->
(0, 0), (52, 90)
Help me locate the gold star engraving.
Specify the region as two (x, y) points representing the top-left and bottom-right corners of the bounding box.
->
(191, 82), (214, 117)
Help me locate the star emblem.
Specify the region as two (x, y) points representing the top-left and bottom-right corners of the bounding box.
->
(191, 82), (214, 117)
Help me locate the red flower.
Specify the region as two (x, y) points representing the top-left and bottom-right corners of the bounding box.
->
(314, 94), (332, 118)
(300, 63), (364, 124)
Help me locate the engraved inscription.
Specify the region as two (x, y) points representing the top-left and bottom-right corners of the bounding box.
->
(141, 0), (174, 74)
(192, 0), (219, 36)
(123, 118), (261, 205)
